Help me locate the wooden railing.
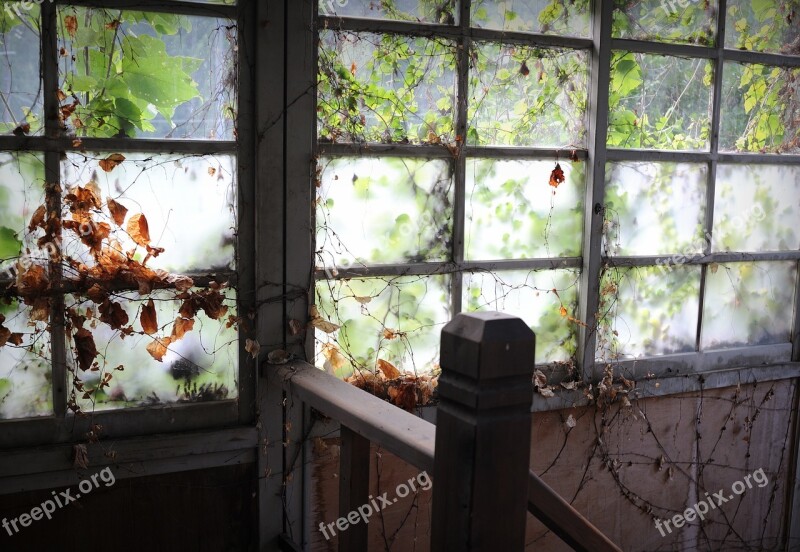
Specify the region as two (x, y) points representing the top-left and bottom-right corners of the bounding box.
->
(275, 312), (621, 551)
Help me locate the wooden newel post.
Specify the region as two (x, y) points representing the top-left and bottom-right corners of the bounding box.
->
(431, 312), (535, 552)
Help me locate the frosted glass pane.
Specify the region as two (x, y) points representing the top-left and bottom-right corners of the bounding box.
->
(598, 266), (701, 359)
(319, 0), (458, 24)
(720, 63), (800, 154)
(725, 0), (800, 53)
(468, 43), (588, 147)
(471, 0), (591, 37)
(465, 158), (584, 260)
(608, 52), (712, 150)
(713, 165), (800, 252)
(316, 157), (453, 267)
(701, 262), (796, 349)
(0, 5), (43, 135)
(318, 32), (457, 144)
(61, 152), (236, 273)
(612, 0), (717, 45)
(0, 300), (52, 419)
(67, 289), (238, 411)
(604, 162), (707, 256)
(0, 152), (45, 275)
(463, 269), (579, 364)
(315, 276), (450, 377)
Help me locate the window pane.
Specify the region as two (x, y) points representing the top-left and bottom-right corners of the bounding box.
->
(315, 276), (451, 377)
(0, 5), (42, 135)
(463, 269), (580, 364)
(60, 152), (236, 274)
(608, 52), (712, 150)
(318, 31), (456, 144)
(319, 0), (458, 24)
(465, 158), (584, 260)
(598, 266), (701, 359)
(725, 0), (800, 53)
(58, 8), (237, 140)
(0, 299), (52, 419)
(0, 152), (45, 272)
(66, 289), (238, 411)
(713, 165), (800, 252)
(612, 0), (717, 46)
(468, 43), (588, 147)
(701, 262), (796, 349)
(604, 162), (707, 256)
(719, 63), (800, 153)
(316, 157), (453, 267)
(471, 0), (591, 38)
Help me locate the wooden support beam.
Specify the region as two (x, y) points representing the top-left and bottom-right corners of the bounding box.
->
(338, 426), (371, 552)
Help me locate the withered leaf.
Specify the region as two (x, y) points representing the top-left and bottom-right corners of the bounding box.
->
(107, 198), (128, 227)
(127, 213), (151, 247)
(8, 333), (23, 346)
(383, 328), (401, 340)
(288, 319), (304, 336)
(171, 317), (194, 341)
(377, 359), (401, 379)
(73, 444), (89, 470)
(140, 299), (158, 335)
(74, 328), (98, 371)
(309, 305), (339, 333)
(98, 153), (125, 173)
(520, 60), (530, 76)
(28, 205), (47, 232)
(0, 326), (10, 348)
(86, 283), (108, 304)
(549, 163), (565, 188)
(105, 19), (120, 30)
(245, 338), (261, 359)
(12, 123), (30, 136)
(534, 369), (548, 389)
(321, 343), (347, 372)
(387, 381), (417, 412)
(64, 15), (78, 38)
(99, 300), (129, 330)
(146, 336), (172, 362)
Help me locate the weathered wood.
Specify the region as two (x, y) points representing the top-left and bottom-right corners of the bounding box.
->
(338, 426), (370, 552)
(431, 312), (535, 552)
(278, 362), (436, 473)
(528, 470), (622, 552)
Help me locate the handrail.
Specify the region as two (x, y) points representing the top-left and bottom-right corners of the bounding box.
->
(278, 360), (621, 551)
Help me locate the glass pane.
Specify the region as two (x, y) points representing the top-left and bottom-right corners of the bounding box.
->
(471, 0), (591, 38)
(720, 63), (800, 153)
(0, 4), (42, 135)
(464, 269), (580, 364)
(725, 0), (800, 53)
(58, 8), (237, 140)
(713, 165), (800, 252)
(701, 262), (796, 349)
(465, 158), (584, 260)
(318, 31), (457, 144)
(612, 0), (717, 46)
(66, 289), (238, 411)
(608, 52), (712, 150)
(317, 157), (453, 267)
(319, 0), (458, 24)
(604, 162), (707, 257)
(60, 152), (236, 273)
(314, 276), (451, 377)
(468, 43), (588, 147)
(0, 299), (52, 419)
(0, 152), (45, 276)
(598, 266), (701, 359)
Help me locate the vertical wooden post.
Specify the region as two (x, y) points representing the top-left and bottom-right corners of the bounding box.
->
(431, 312), (535, 551)
(338, 426), (370, 552)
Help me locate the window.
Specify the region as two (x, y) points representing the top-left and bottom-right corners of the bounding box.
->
(312, 0), (800, 395)
(0, 1), (248, 439)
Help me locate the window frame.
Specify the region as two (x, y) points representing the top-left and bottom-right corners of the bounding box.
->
(310, 0), (800, 403)
(0, 0), (256, 448)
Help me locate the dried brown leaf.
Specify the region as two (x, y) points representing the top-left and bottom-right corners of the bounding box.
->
(64, 15), (78, 38)
(107, 198), (128, 227)
(98, 153), (125, 173)
(74, 328), (98, 371)
(140, 299), (158, 335)
(377, 359), (401, 379)
(127, 213), (151, 247)
(146, 336), (172, 362)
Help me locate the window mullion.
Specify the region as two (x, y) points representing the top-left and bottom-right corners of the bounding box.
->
(450, 0), (471, 316)
(578, 0), (614, 382)
(695, 0), (728, 352)
(40, 1), (68, 418)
